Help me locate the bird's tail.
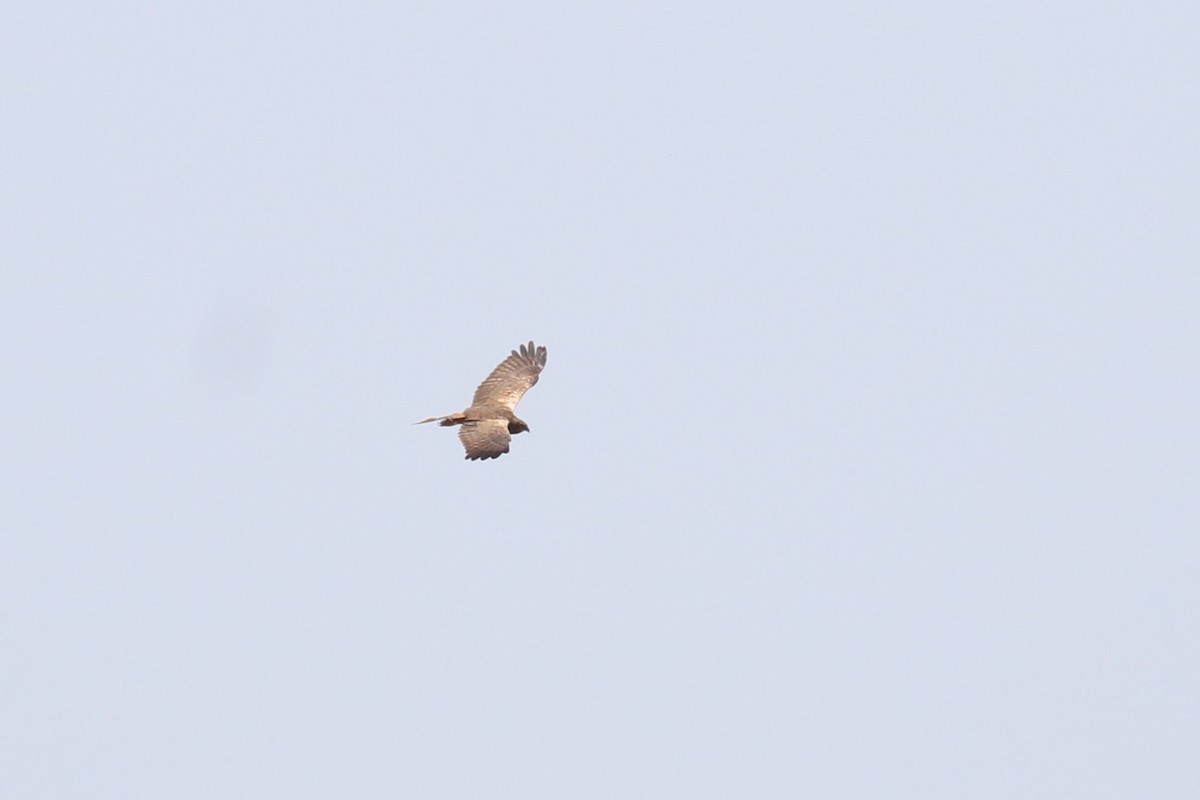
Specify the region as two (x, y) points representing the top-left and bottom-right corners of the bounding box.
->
(413, 412), (466, 427)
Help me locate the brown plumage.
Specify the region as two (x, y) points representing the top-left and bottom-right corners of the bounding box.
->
(415, 341), (548, 460)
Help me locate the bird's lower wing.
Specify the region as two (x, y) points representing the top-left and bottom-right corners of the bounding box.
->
(458, 419), (512, 460)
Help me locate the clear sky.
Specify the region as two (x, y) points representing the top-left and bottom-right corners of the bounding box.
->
(3, 2), (1197, 797)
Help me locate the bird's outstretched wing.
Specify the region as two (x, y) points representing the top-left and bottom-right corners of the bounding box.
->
(471, 341), (547, 410)
(458, 419), (512, 460)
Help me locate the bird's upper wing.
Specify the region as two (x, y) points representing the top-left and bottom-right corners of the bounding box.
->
(470, 341), (547, 410)
(458, 419), (512, 460)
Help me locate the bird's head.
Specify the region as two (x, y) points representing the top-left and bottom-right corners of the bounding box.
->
(509, 418), (530, 434)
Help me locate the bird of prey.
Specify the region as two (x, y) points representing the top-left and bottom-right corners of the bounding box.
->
(415, 341), (548, 460)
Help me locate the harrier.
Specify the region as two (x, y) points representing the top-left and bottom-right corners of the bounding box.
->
(416, 341), (548, 460)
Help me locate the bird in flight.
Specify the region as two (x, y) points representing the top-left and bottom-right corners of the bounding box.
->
(416, 341), (548, 460)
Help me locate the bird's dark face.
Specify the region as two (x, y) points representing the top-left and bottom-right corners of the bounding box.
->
(508, 418), (530, 435)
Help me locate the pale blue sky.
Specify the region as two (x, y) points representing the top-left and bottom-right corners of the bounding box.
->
(2, 1), (1198, 797)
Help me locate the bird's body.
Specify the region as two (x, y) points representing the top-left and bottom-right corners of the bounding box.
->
(416, 341), (547, 460)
